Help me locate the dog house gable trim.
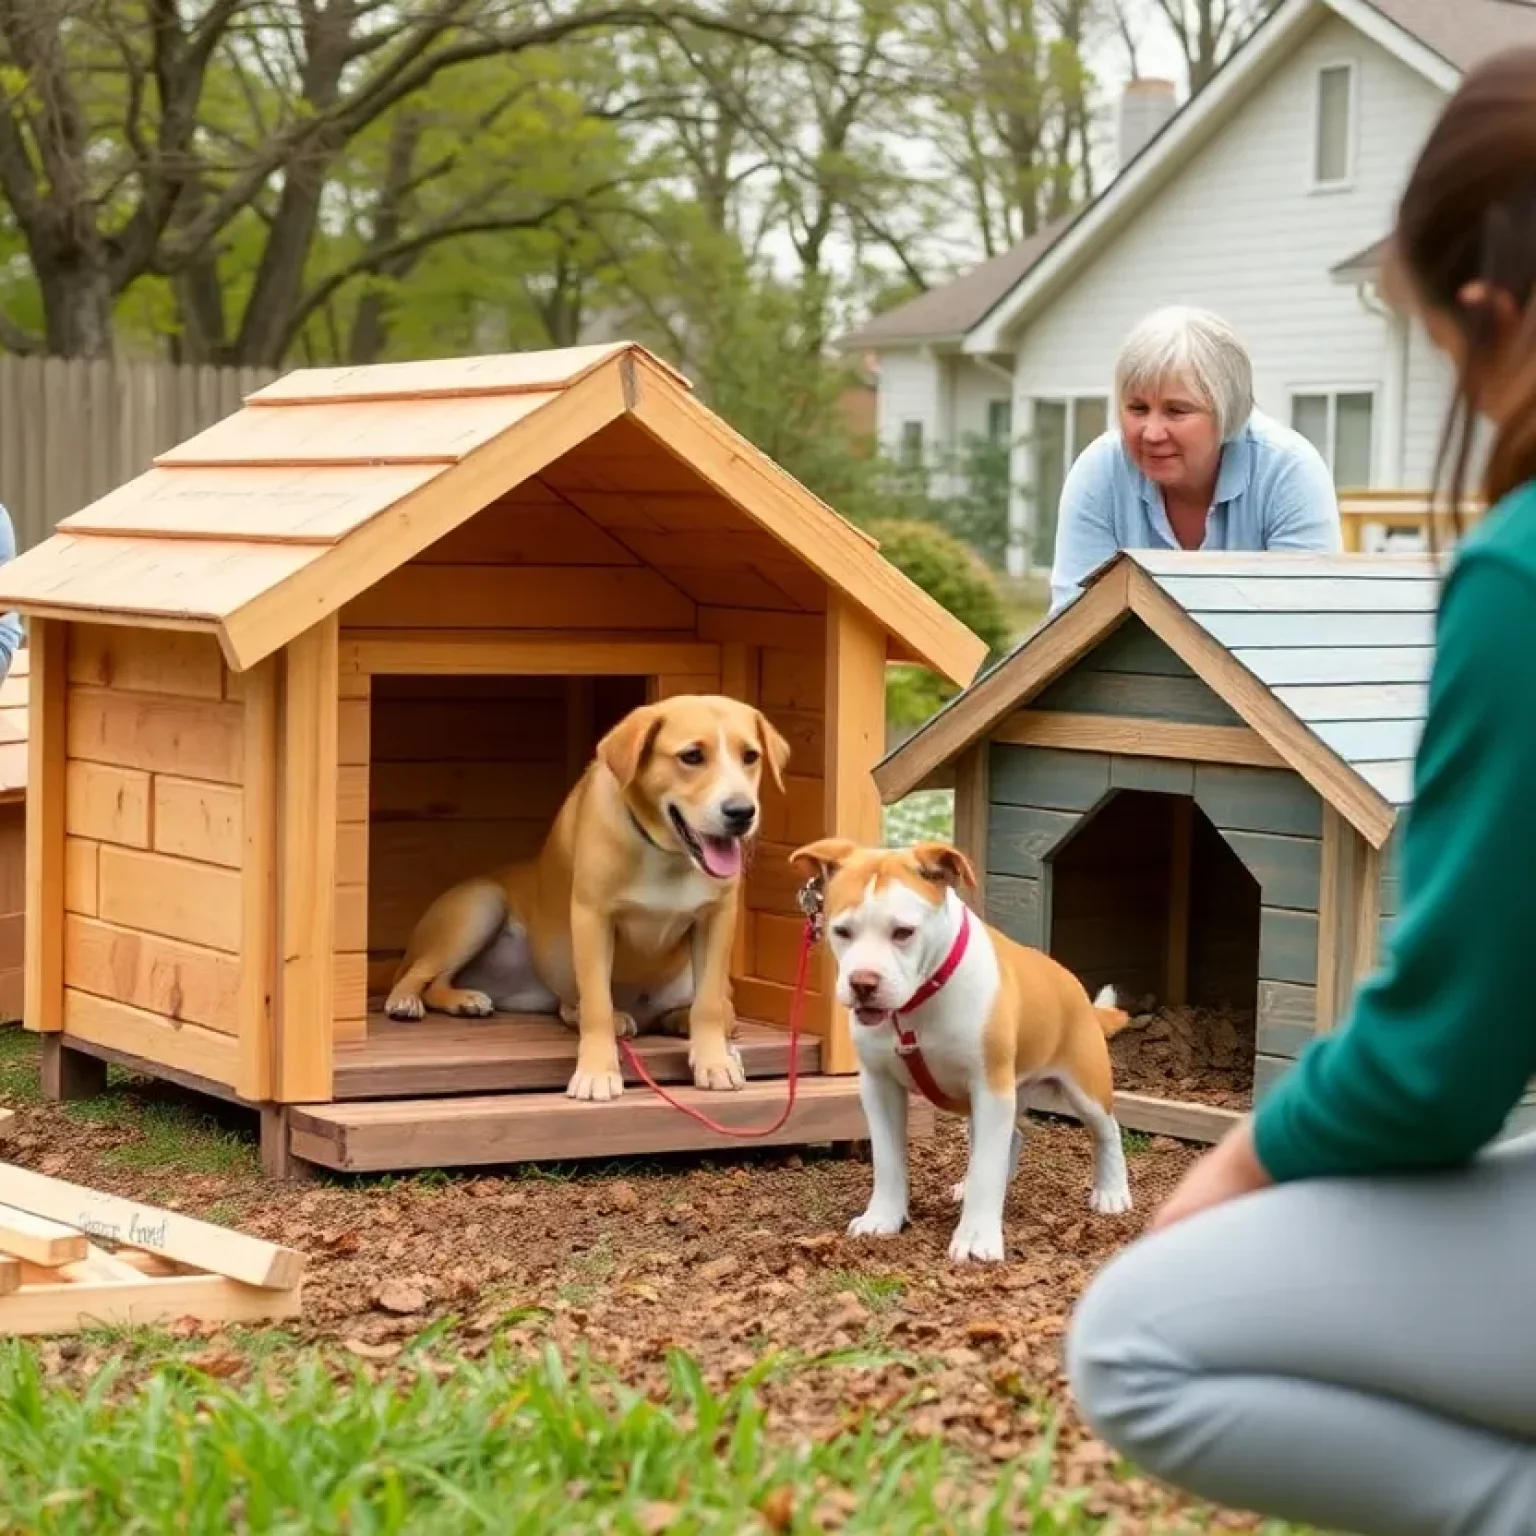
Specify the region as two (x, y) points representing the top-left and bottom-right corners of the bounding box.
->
(0, 346), (987, 691)
(878, 550), (1437, 849)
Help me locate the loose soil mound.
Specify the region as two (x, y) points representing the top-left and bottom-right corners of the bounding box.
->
(1108, 1004), (1255, 1111)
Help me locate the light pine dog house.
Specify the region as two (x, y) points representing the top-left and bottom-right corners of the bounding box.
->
(876, 549), (1432, 1144)
(0, 343), (985, 1176)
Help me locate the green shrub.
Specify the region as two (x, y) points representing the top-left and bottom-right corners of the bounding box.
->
(865, 519), (1010, 654)
(867, 519), (1011, 730)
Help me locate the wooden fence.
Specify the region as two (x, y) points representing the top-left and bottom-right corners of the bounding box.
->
(0, 355), (278, 552)
(1338, 489), (1484, 553)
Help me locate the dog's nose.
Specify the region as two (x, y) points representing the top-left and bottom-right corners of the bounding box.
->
(849, 970), (881, 1000)
(721, 796), (756, 834)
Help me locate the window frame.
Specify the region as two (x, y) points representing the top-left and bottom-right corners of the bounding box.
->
(1288, 384), (1377, 487)
(1309, 59), (1359, 193)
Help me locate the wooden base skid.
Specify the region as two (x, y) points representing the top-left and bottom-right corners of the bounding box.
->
(288, 1077), (928, 1173)
(1022, 1082), (1242, 1146)
(0, 1132), (305, 1336)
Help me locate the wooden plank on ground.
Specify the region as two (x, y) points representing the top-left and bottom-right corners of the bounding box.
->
(0, 1163), (303, 1288)
(0, 1202), (87, 1266)
(0, 1274), (301, 1335)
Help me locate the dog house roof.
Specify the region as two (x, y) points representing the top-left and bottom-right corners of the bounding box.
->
(876, 548), (1441, 848)
(0, 342), (986, 684)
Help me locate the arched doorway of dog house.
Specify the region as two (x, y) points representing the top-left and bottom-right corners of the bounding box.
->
(1045, 789), (1261, 1114)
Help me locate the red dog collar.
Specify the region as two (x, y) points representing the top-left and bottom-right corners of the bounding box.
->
(854, 907), (973, 1116)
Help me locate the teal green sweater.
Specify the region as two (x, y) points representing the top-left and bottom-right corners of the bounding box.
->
(1254, 477), (1536, 1182)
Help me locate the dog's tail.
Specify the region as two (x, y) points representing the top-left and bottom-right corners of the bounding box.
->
(1091, 983), (1134, 1038)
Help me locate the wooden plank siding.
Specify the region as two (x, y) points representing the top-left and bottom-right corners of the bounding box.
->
(57, 625), (247, 1090)
(985, 740), (1326, 1087)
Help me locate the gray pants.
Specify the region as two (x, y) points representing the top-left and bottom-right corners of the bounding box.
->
(1066, 1129), (1536, 1536)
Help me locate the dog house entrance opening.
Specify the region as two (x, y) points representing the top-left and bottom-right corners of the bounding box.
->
(1047, 789), (1260, 1113)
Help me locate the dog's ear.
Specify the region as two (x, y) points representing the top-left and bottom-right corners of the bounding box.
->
(910, 841), (978, 892)
(755, 710), (791, 794)
(789, 837), (858, 883)
(598, 705), (664, 789)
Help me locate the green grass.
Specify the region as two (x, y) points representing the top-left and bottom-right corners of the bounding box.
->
(0, 1336), (1133, 1534)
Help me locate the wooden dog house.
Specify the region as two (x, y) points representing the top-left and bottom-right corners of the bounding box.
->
(876, 548), (1448, 1144)
(0, 343), (985, 1176)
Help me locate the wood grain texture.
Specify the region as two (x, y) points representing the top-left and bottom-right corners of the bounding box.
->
(996, 711), (1286, 769)
(819, 596), (887, 1072)
(985, 804), (1079, 880)
(984, 873), (1042, 947)
(63, 837), (98, 918)
(1031, 665), (1243, 725)
(273, 618), (339, 1102)
(989, 744), (1111, 812)
(290, 1077), (891, 1173)
(96, 846), (241, 954)
(66, 626), (226, 701)
(63, 760), (150, 849)
(343, 632), (718, 678)
(1259, 907), (1319, 986)
(67, 687), (242, 784)
(238, 657), (280, 1101)
(24, 620), (66, 1033)
(1222, 831), (1322, 913)
(1193, 763), (1324, 838)
(63, 915), (240, 1035)
(951, 745), (989, 918)
(152, 777), (242, 867)
(63, 987), (238, 1087)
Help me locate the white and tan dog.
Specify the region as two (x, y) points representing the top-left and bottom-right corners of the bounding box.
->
(385, 695), (790, 1102)
(789, 837), (1134, 1263)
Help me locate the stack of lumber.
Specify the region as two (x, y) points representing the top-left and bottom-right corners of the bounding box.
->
(0, 1115), (303, 1334)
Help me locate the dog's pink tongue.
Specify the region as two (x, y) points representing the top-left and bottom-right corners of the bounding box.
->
(700, 835), (742, 879)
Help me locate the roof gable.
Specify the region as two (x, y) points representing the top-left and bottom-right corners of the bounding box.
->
(0, 343), (987, 687)
(962, 0), (1473, 355)
(875, 548), (1441, 846)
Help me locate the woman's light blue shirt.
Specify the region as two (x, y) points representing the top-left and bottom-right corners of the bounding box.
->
(0, 505), (23, 676)
(1046, 408), (1343, 615)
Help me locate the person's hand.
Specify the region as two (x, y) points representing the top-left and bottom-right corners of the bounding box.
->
(1148, 1116), (1275, 1234)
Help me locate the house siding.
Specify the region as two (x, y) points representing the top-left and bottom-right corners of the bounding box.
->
(874, 348), (943, 459)
(1009, 16), (1446, 450)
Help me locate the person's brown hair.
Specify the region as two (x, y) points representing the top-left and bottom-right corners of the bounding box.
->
(1386, 45), (1536, 544)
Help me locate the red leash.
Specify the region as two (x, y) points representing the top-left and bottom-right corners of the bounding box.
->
(614, 892), (821, 1139)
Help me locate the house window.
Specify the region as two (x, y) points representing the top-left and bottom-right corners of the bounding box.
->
(1313, 63), (1355, 187)
(1291, 390), (1374, 486)
(1030, 395), (1109, 563)
(899, 419), (924, 467)
(986, 398), (1013, 442)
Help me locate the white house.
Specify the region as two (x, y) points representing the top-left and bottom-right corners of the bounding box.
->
(839, 0), (1536, 576)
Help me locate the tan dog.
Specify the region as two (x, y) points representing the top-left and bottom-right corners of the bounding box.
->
(789, 838), (1134, 1263)
(386, 695), (790, 1102)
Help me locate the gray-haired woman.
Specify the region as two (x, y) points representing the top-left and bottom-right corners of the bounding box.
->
(1047, 305), (1343, 614)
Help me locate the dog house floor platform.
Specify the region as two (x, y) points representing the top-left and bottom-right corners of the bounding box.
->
(333, 1014), (823, 1100)
(50, 1014), (914, 1176)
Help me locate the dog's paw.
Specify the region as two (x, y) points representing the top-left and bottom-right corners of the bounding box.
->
(443, 990), (495, 1018)
(566, 1061), (625, 1102)
(383, 993), (425, 1022)
(1090, 1183), (1134, 1216)
(947, 1220), (1006, 1264)
(847, 1206), (906, 1238)
(691, 1043), (746, 1091)
(614, 1011), (639, 1040)
(949, 1178), (966, 1205)
(558, 1002), (580, 1029)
